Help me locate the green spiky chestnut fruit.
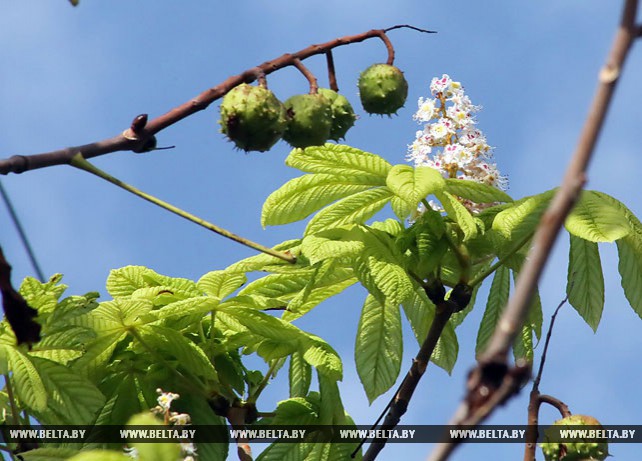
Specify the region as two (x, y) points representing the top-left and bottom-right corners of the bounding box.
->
(283, 93), (333, 148)
(358, 63), (408, 115)
(219, 83), (288, 152)
(540, 415), (609, 461)
(317, 88), (357, 140)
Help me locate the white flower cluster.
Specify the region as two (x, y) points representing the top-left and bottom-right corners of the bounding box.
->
(126, 389), (197, 461)
(407, 74), (507, 213)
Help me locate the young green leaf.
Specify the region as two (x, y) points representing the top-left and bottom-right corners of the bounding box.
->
(431, 322), (459, 374)
(28, 356), (106, 425)
(262, 174), (377, 227)
(304, 187), (393, 236)
(8, 347), (47, 412)
(197, 270), (247, 299)
(492, 190), (555, 242)
(567, 234), (605, 331)
(565, 190), (631, 242)
(286, 143), (392, 180)
(386, 165), (445, 220)
(476, 265), (511, 355)
(355, 295), (402, 403)
(444, 178), (513, 204)
(289, 351), (312, 398)
(436, 191), (478, 240)
(617, 234), (642, 319)
(301, 227), (365, 265)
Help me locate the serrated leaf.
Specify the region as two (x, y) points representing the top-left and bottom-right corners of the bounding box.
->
(565, 190), (631, 242)
(476, 265), (511, 355)
(262, 174), (377, 227)
(355, 295), (402, 403)
(305, 187), (393, 236)
(149, 296), (219, 322)
(135, 324), (217, 380)
(437, 191), (478, 240)
(289, 352), (312, 398)
(272, 397), (319, 425)
(567, 234), (604, 331)
(301, 227), (365, 265)
(239, 270), (314, 300)
(197, 270), (247, 299)
(401, 287), (459, 373)
(617, 235), (642, 319)
(444, 178), (513, 204)
(386, 165), (445, 219)
(493, 190), (555, 241)
(29, 356), (105, 425)
(286, 143), (392, 180)
(71, 331), (126, 380)
(226, 239), (302, 273)
(105, 266), (149, 298)
(28, 326), (91, 364)
(353, 227), (414, 306)
(19, 274), (67, 314)
(219, 307), (342, 380)
(8, 348), (47, 412)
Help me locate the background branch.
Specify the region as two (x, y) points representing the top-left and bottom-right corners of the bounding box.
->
(427, 1), (640, 460)
(0, 26), (434, 176)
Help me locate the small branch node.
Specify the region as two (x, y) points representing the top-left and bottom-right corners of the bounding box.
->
(130, 114), (148, 134)
(599, 64), (621, 83)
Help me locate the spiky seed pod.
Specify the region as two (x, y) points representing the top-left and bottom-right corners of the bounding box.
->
(283, 93), (334, 148)
(540, 415), (609, 461)
(219, 83), (288, 152)
(317, 88), (357, 141)
(358, 63), (408, 115)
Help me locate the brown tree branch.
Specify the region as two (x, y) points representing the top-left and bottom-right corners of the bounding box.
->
(360, 282), (472, 461)
(427, 1), (640, 460)
(0, 26), (434, 176)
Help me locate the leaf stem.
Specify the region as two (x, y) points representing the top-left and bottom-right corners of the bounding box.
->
(247, 359), (283, 404)
(70, 154), (296, 263)
(4, 373), (21, 427)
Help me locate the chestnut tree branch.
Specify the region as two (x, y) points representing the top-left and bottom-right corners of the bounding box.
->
(427, 1), (640, 460)
(0, 26), (434, 176)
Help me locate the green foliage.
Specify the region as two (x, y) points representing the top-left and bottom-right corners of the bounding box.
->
(4, 143), (642, 460)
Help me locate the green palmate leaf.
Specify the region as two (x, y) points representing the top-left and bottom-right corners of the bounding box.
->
(29, 356), (105, 425)
(239, 270), (315, 300)
(148, 296), (219, 322)
(355, 295), (402, 403)
(565, 190), (631, 242)
(262, 174), (378, 227)
(301, 227), (366, 265)
(227, 239), (303, 273)
(437, 191), (478, 240)
(353, 227), (414, 306)
(197, 270), (247, 299)
(401, 287), (459, 373)
(71, 331), (127, 380)
(19, 274), (67, 314)
(476, 265), (511, 355)
(15, 447), (83, 461)
(386, 165), (445, 220)
(173, 393), (228, 461)
(567, 235), (605, 331)
(513, 322), (534, 362)
(431, 322), (459, 373)
(508, 261), (543, 360)
(8, 347), (47, 412)
(91, 373), (145, 427)
(444, 178), (513, 204)
(304, 187), (393, 236)
(257, 433), (325, 461)
(617, 234), (642, 319)
(28, 326), (92, 364)
(286, 143), (392, 179)
(272, 396), (319, 425)
(105, 266), (150, 298)
(289, 351), (312, 398)
(219, 307), (342, 380)
(135, 324), (217, 380)
(492, 189), (556, 242)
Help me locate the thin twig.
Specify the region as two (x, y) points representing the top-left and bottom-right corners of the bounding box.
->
(70, 154), (296, 263)
(427, 1), (640, 460)
(325, 51), (339, 91)
(292, 58), (318, 93)
(524, 293), (569, 461)
(0, 26), (434, 175)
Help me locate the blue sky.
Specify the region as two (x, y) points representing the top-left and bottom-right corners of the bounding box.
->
(1, 1), (641, 459)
